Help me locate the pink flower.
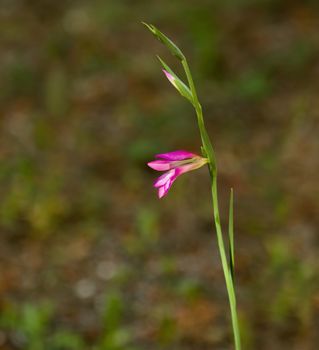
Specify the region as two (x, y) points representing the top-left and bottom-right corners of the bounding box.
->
(147, 150), (208, 198)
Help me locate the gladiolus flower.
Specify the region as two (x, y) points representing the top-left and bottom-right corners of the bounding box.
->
(147, 150), (208, 198)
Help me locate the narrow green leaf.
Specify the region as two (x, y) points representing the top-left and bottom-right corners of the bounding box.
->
(157, 56), (193, 104)
(228, 188), (235, 283)
(142, 22), (185, 61)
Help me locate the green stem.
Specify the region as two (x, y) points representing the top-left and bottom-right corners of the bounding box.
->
(182, 60), (216, 174)
(182, 58), (242, 350)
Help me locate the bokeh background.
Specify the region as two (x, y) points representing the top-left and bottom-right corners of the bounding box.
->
(1, 0), (319, 349)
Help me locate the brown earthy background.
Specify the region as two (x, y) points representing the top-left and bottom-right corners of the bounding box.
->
(0, 1), (319, 349)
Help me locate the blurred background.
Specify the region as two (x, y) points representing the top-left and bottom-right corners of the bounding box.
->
(0, 0), (319, 349)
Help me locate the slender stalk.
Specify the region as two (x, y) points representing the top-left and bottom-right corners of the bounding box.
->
(182, 58), (242, 350)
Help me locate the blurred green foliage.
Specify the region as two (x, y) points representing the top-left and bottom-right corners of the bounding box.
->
(0, 302), (84, 350)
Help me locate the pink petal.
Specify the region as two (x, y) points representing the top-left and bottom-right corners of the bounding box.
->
(147, 160), (171, 171)
(153, 170), (175, 188)
(164, 179), (171, 192)
(157, 178), (173, 198)
(156, 169), (181, 198)
(155, 150), (197, 161)
(176, 163), (197, 174)
(158, 186), (166, 198)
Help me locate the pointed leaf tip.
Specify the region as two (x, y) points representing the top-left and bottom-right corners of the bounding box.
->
(142, 22), (155, 32)
(143, 23), (185, 61)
